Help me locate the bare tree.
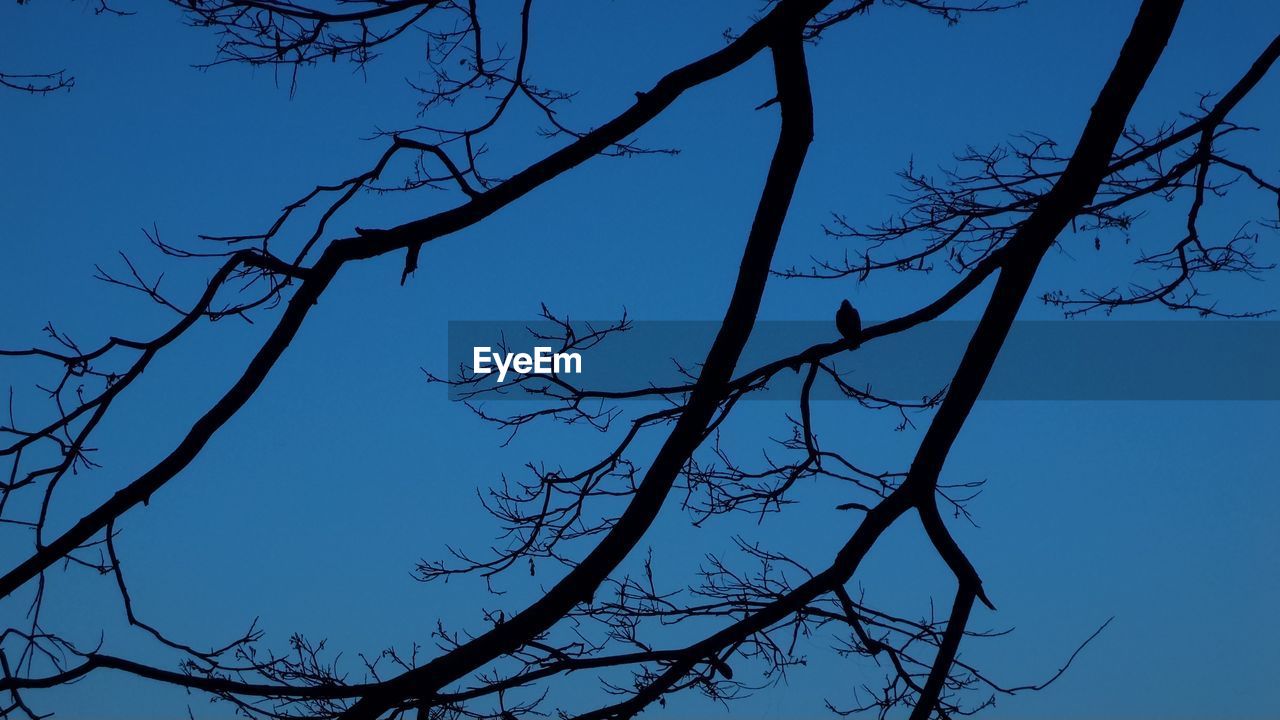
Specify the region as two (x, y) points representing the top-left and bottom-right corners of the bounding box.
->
(2, 1), (1278, 719)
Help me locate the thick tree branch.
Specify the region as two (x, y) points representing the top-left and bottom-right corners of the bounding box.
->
(560, 3), (1187, 717)
(338, 14), (819, 720)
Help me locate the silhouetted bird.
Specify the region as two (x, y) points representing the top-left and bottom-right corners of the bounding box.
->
(836, 299), (862, 347)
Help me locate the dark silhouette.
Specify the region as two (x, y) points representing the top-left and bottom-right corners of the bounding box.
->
(836, 300), (863, 347)
(1, 2), (1278, 719)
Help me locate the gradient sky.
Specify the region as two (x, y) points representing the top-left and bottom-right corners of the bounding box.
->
(2, 1), (1278, 718)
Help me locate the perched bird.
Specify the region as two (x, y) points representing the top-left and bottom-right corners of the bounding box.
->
(836, 299), (862, 348)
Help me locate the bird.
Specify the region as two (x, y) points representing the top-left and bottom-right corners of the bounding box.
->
(836, 299), (862, 348)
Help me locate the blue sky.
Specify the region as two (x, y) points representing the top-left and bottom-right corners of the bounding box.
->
(2, 1), (1278, 718)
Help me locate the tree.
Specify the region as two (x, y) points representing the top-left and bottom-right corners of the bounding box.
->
(1, 1), (1277, 719)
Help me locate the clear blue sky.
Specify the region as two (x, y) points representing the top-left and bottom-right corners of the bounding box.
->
(1, 1), (1278, 718)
